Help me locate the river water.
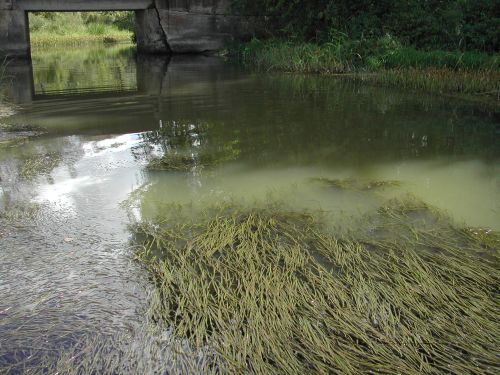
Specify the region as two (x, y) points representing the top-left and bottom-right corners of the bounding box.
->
(0, 44), (499, 372)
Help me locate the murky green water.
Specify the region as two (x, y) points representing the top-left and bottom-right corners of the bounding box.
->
(0, 44), (499, 372)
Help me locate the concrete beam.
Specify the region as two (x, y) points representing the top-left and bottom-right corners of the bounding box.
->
(14, 0), (154, 11)
(168, 0), (231, 15)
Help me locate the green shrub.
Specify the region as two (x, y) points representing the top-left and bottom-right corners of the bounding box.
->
(231, 0), (499, 52)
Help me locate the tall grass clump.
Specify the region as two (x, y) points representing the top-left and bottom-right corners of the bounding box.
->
(131, 196), (499, 374)
(233, 38), (354, 74)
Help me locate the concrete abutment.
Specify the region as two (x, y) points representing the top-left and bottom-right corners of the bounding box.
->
(0, 0), (254, 56)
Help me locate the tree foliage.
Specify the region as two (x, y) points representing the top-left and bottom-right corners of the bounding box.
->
(231, 0), (500, 52)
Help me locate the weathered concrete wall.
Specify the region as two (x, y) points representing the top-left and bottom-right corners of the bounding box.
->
(1, 56), (34, 103)
(157, 0), (261, 53)
(0, 8), (31, 56)
(158, 0), (232, 53)
(135, 8), (170, 54)
(0, 0), (255, 57)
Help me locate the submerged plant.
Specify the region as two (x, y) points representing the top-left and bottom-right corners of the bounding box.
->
(310, 177), (402, 191)
(19, 152), (61, 180)
(131, 197), (499, 374)
(0, 201), (40, 223)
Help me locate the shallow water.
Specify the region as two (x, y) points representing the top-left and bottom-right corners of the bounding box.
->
(0, 44), (499, 372)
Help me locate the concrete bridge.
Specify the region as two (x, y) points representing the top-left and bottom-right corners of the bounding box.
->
(0, 0), (251, 56)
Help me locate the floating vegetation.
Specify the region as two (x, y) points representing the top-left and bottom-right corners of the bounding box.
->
(310, 177), (402, 191)
(19, 152), (61, 180)
(130, 197), (499, 374)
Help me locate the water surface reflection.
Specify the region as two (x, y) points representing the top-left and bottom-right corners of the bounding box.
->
(0, 44), (499, 372)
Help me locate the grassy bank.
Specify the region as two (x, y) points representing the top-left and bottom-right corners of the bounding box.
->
(29, 12), (134, 47)
(230, 39), (500, 100)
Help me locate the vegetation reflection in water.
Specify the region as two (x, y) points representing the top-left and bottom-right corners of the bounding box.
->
(0, 49), (499, 374)
(31, 44), (137, 95)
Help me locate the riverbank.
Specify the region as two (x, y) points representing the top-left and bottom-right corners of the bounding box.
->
(229, 39), (500, 103)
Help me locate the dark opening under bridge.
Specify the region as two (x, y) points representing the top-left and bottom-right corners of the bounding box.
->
(0, 0), (251, 56)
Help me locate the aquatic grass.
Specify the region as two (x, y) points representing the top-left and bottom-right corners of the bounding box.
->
(1, 329), (223, 375)
(461, 227), (500, 252)
(19, 152), (61, 180)
(131, 197), (500, 374)
(0, 201), (40, 223)
(310, 177), (402, 191)
(355, 68), (500, 100)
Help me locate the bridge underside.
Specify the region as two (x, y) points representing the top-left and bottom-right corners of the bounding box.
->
(0, 0), (254, 56)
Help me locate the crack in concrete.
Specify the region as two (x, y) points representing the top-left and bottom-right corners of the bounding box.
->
(153, 5), (171, 53)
